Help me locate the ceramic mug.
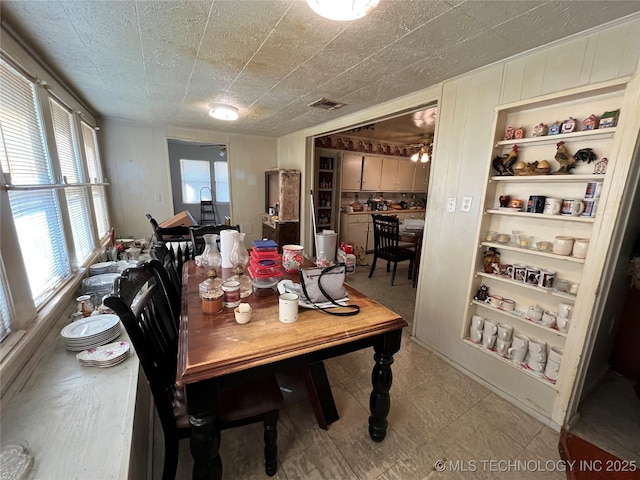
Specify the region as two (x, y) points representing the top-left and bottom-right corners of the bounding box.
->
(483, 319), (498, 336)
(539, 270), (556, 289)
(497, 323), (513, 341)
(488, 295), (504, 308)
(527, 357), (546, 372)
(528, 337), (547, 355)
(541, 311), (557, 327)
(557, 315), (571, 332)
(553, 236), (575, 256)
(544, 360), (561, 380)
(560, 199), (585, 216)
(584, 182), (602, 199)
(527, 351), (547, 363)
(526, 305), (543, 322)
(482, 334), (497, 349)
(572, 238), (590, 259)
(549, 346), (564, 363)
(278, 293), (299, 323)
(500, 298), (515, 312)
(513, 264), (527, 282)
(558, 303), (573, 319)
(471, 314), (485, 330)
(555, 279), (570, 293)
(582, 199), (598, 218)
(543, 197), (562, 215)
(525, 266), (540, 285)
(495, 338), (512, 356)
(527, 195), (547, 214)
(508, 334), (529, 364)
(469, 326), (483, 343)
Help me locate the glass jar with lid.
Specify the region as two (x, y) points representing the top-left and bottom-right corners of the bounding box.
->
(199, 277), (223, 314)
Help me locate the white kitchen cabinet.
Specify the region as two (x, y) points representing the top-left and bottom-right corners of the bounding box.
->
(462, 79), (626, 391)
(341, 153), (363, 190)
(413, 163), (430, 192)
(361, 155), (383, 191)
(380, 157), (415, 191)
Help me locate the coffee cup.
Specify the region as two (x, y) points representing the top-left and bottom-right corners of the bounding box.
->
(498, 264), (513, 277)
(557, 315), (571, 332)
(513, 264), (526, 282)
(541, 311), (557, 328)
(582, 199), (598, 218)
(482, 333), (497, 350)
(525, 266), (540, 286)
(543, 197), (562, 215)
(500, 298), (515, 312)
(495, 338), (511, 356)
(553, 236), (575, 256)
(526, 305), (543, 322)
(572, 238), (590, 259)
(527, 195), (547, 214)
(497, 323), (513, 341)
(528, 337), (547, 355)
(560, 199), (585, 216)
(488, 295), (504, 308)
(527, 351), (547, 363)
(584, 182), (602, 199)
(539, 270), (556, 289)
(483, 319), (498, 336)
(469, 326), (483, 343)
(278, 293), (299, 323)
(558, 303), (573, 319)
(527, 357), (546, 372)
(511, 334), (529, 350)
(544, 360), (560, 381)
(555, 279), (570, 293)
(549, 346), (564, 363)
(471, 314), (485, 330)
(508, 335), (528, 364)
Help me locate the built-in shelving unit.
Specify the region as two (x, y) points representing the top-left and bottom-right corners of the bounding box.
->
(461, 78), (627, 391)
(314, 149), (340, 233)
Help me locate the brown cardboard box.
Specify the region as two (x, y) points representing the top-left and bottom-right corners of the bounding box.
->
(159, 210), (197, 228)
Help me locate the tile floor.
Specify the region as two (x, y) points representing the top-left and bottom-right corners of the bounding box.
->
(154, 261), (566, 479)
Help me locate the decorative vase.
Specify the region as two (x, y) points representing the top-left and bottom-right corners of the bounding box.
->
(229, 231), (250, 275)
(201, 234), (222, 278)
(282, 244), (304, 273)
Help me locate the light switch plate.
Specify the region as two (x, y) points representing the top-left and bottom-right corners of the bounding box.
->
(461, 196), (472, 212)
(447, 198), (456, 212)
(154, 193), (161, 202)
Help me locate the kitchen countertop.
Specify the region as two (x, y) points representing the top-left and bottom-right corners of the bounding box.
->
(341, 209), (426, 215)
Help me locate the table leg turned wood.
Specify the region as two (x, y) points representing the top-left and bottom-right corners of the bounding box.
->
(188, 381), (222, 480)
(368, 330), (403, 442)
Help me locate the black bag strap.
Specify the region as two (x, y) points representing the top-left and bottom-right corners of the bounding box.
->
(299, 263), (360, 316)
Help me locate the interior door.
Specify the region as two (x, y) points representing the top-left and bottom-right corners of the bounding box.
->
(167, 140), (230, 224)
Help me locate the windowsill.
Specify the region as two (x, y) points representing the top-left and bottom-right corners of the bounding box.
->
(0, 303), (145, 479)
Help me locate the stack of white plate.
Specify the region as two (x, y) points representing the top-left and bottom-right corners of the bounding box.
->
(60, 314), (122, 351)
(82, 273), (120, 296)
(76, 341), (130, 367)
(88, 261), (117, 276)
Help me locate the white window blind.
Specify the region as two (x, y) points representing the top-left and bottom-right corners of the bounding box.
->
(180, 159), (211, 204)
(81, 122), (109, 237)
(50, 98), (94, 263)
(0, 258), (13, 342)
(214, 161), (229, 202)
(0, 58), (71, 305)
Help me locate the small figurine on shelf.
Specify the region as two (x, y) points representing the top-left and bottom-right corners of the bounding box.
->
(548, 121), (562, 135)
(532, 122), (548, 137)
(599, 110), (620, 128)
(474, 284), (489, 301)
(504, 126), (515, 141)
(514, 126), (525, 139)
(582, 114), (600, 131)
(492, 144), (519, 176)
(535, 160), (551, 175)
(562, 117), (578, 133)
(552, 141), (576, 174)
(574, 148), (597, 164)
(593, 157), (608, 174)
(483, 247), (500, 274)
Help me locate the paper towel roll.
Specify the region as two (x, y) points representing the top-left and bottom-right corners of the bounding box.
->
(220, 230), (235, 268)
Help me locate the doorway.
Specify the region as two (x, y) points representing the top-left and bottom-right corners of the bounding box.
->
(167, 140), (231, 225)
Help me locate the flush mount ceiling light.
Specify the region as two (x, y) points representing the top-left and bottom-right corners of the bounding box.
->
(306, 0), (380, 21)
(208, 103), (239, 121)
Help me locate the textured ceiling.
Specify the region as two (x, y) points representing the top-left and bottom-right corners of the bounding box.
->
(2, 0), (639, 142)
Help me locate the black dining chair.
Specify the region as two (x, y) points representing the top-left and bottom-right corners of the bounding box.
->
(190, 224), (240, 255)
(104, 260), (284, 480)
(369, 214), (415, 286)
(149, 242), (184, 300)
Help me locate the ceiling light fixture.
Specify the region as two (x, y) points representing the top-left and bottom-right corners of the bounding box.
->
(410, 143), (432, 163)
(306, 0), (380, 21)
(208, 103), (239, 121)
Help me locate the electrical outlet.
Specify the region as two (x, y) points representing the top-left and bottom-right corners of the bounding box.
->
(461, 196), (472, 212)
(447, 198), (456, 212)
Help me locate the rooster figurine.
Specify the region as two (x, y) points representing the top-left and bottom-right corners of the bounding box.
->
(552, 141), (576, 174)
(492, 144), (519, 176)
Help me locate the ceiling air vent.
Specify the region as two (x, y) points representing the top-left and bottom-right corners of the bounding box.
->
(308, 98), (347, 111)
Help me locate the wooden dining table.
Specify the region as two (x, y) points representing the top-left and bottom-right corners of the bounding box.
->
(177, 260), (408, 480)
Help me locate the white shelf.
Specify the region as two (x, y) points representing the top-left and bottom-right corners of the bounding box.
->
(472, 300), (567, 338)
(480, 242), (586, 264)
(495, 127), (616, 148)
(461, 338), (558, 390)
(475, 271), (578, 301)
(489, 174), (605, 183)
(485, 209), (596, 223)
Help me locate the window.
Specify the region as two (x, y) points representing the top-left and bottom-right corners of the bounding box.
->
(0, 259), (13, 342)
(81, 122), (109, 237)
(180, 159), (212, 204)
(214, 161), (229, 202)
